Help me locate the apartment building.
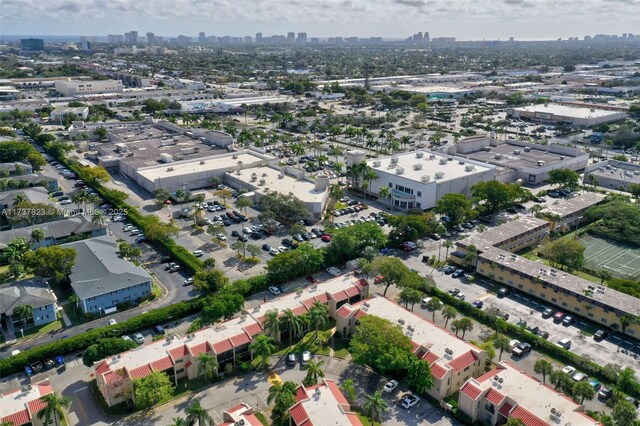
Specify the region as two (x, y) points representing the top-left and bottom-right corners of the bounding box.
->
(458, 362), (600, 426)
(336, 295), (487, 400)
(289, 379), (363, 426)
(218, 403), (263, 426)
(0, 381), (55, 426)
(0, 279), (58, 329)
(451, 195), (640, 337)
(94, 275), (369, 406)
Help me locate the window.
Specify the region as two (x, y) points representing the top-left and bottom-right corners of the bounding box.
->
(561, 302), (568, 307)
(176, 368), (184, 374)
(485, 403), (495, 414)
(388, 182), (392, 188)
(417, 191), (422, 197)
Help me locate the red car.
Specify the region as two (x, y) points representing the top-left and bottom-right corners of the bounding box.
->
(374, 275), (385, 284)
(553, 311), (566, 323)
(305, 275), (319, 283)
(321, 235), (332, 242)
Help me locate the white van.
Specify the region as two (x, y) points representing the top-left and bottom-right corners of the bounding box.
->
(420, 297), (443, 309)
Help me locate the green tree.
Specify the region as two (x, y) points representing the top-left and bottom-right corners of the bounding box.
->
(539, 238), (585, 271)
(399, 287), (423, 311)
(326, 222), (387, 265)
(250, 334), (276, 368)
(407, 358), (433, 394)
(363, 391), (388, 424)
(185, 399), (214, 426)
(81, 166), (111, 185)
(340, 379), (357, 404)
(434, 193), (474, 227)
(309, 302), (329, 339)
(235, 197), (254, 215)
(91, 210), (104, 226)
(82, 338), (137, 366)
(368, 256), (412, 296)
(13, 304), (33, 330)
(505, 419), (525, 426)
(617, 367), (640, 395)
(533, 359), (553, 383)
(548, 169), (580, 190)
(266, 243), (325, 284)
(246, 244), (262, 259)
(37, 393), (71, 426)
(267, 381), (298, 417)
(170, 417), (188, 426)
(612, 400), (638, 425)
(197, 353), (219, 384)
(303, 359), (325, 386)
(441, 305), (458, 328)
(426, 297), (442, 321)
(68, 294), (80, 318)
(264, 309), (281, 340)
(153, 188), (172, 206)
(572, 380), (596, 404)
(133, 371), (175, 410)
(280, 308), (305, 344)
(94, 126), (107, 141)
(549, 371), (573, 394)
(193, 269), (229, 294)
(30, 228), (45, 243)
(387, 214), (437, 247)
(471, 180), (528, 214)
(493, 334), (511, 361)
(257, 192), (308, 222)
(451, 317), (474, 338)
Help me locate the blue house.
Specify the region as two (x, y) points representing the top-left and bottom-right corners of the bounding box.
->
(63, 236), (152, 314)
(0, 279), (58, 332)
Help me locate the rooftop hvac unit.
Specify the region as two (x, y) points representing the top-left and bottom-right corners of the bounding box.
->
(259, 179), (266, 185)
(439, 158), (447, 165)
(278, 173), (284, 179)
(199, 161), (205, 165)
(495, 154), (502, 160)
(458, 161), (465, 165)
(416, 151), (424, 158)
(435, 171), (444, 179)
(537, 160), (545, 167)
(429, 154), (436, 159)
(398, 319), (405, 325)
(524, 147), (531, 152)
(465, 165), (475, 172)
(373, 160), (381, 167)
(390, 156), (399, 164)
(166, 167), (174, 172)
(559, 156), (565, 160)
(483, 147), (491, 152)
(412, 163), (423, 171)
(395, 167), (405, 175)
(421, 175), (431, 183)
(251, 175), (257, 181)
(514, 149), (521, 155)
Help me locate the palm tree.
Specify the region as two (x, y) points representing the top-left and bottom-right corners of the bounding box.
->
(309, 302), (329, 339)
(185, 399), (214, 426)
(378, 186), (391, 210)
(328, 184), (345, 211)
(13, 193), (27, 204)
(13, 304), (33, 330)
(264, 309), (281, 340)
(451, 317), (474, 338)
(533, 359), (553, 383)
(463, 245), (478, 270)
(249, 335), (276, 368)
(91, 210), (104, 226)
(441, 306), (457, 328)
(30, 228), (45, 244)
(267, 381), (298, 405)
(280, 308), (305, 344)
(37, 393), (71, 426)
(340, 379), (357, 404)
(170, 417), (188, 426)
(68, 294), (80, 319)
(6, 237), (29, 277)
(493, 334), (511, 361)
(426, 297), (442, 322)
(303, 359), (325, 385)
(363, 390), (388, 424)
(197, 354), (219, 384)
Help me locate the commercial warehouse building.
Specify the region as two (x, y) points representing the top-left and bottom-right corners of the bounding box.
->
(583, 159), (640, 193)
(348, 150), (496, 210)
(336, 295), (487, 401)
(507, 104), (626, 127)
(54, 79), (124, 96)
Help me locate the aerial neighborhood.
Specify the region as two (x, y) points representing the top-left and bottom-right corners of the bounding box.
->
(0, 12), (640, 426)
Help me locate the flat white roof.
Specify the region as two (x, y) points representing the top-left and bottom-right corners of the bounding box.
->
(0, 381), (53, 420)
(373, 84), (473, 94)
(293, 380), (361, 426)
(512, 104), (624, 119)
(137, 152), (266, 181)
(368, 151), (494, 183)
(469, 362), (599, 425)
(230, 166), (326, 203)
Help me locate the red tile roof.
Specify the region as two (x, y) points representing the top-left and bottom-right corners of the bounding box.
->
(337, 305), (353, 318)
(499, 402), (514, 417)
(296, 386), (309, 402)
(422, 351), (440, 364)
(95, 361), (111, 375)
(510, 405), (548, 426)
(447, 351), (478, 372)
(218, 413), (265, 426)
(354, 310), (367, 319)
(129, 364), (153, 380)
(485, 388), (505, 405)
(2, 409), (30, 426)
(104, 370), (127, 385)
(244, 322), (263, 336)
(190, 342), (210, 356)
(477, 366), (505, 383)
(230, 332), (250, 347)
(150, 356), (174, 372)
(313, 293), (329, 303)
(213, 339), (233, 354)
(357, 278), (369, 287)
(169, 345), (189, 360)
(184, 361), (192, 369)
(27, 398), (47, 416)
(289, 403), (309, 425)
(326, 380), (348, 405)
(332, 290), (349, 302)
(292, 305), (309, 316)
(431, 363), (448, 379)
(36, 382), (53, 396)
(460, 382), (482, 400)
(344, 286), (360, 297)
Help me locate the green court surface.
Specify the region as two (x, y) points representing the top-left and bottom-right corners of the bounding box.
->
(579, 234), (640, 280)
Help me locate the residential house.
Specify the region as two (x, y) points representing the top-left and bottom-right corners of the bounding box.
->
(0, 215), (107, 249)
(0, 279), (58, 331)
(218, 403), (263, 426)
(289, 379), (363, 426)
(0, 381), (56, 426)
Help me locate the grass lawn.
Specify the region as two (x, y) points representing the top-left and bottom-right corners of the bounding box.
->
(151, 282), (162, 299)
(20, 319), (63, 338)
(254, 412), (269, 426)
(356, 412), (382, 426)
(61, 303), (86, 326)
(333, 339), (351, 359)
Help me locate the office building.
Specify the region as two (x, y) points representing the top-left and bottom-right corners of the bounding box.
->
(20, 38), (44, 51)
(336, 295), (487, 400)
(507, 104), (626, 128)
(287, 32), (295, 42)
(94, 275), (368, 406)
(583, 159), (640, 193)
(64, 236), (152, 314)
(289, 379), (363, 426)
(124, 31), (139, 45)
(108, 34), (125, 44)
(54, 79), (124, 96)
(50, 106), (89, 121)
(0, 279), (58, 330)
(255, 32), (263, 43)
(146, 32), (155, 44)
(349, 150), (495, 210)
(0, 381), (56, 426)
(297, 32), (307, 43)
(459, 362), (599, 426)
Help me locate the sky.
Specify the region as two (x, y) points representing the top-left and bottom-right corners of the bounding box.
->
(1, 0), (639, 40)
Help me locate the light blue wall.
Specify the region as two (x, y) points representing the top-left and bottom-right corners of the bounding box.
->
(80, 281), (152, 313)
(32, 304), (57, 326)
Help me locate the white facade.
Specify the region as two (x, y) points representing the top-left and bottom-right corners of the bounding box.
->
(507, 104), (626, 127)
(365, 151), (496, 210)
(54, 79), (124, 96)
(50, 106), (89, 121)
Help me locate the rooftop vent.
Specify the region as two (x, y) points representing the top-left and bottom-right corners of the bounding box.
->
(458, 161), (465, 165)
(398, 319), (405, 325)
(421, 175), (431, 183)
(514, 149), (521, 155)
(412, 163), (423, 171)
(524, 147), (531, 152)
(439, 158), (448, 165)
(465, 165), (475, 172)
(429, 154), (436, 160)
(416, 151), (424, 158)
(373, 160), (381, 167)
(435, 171), (445, 179)
(396, 167), (405, 175)
(495, 154), (503, 160)
(390, 156), (399, 164)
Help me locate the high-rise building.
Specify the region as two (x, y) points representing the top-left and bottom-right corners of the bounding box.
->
(146, 32), (155, 44)
(244, 36), (252, 43)
(198, 32), (206, 44)
(177, 35), (191, 44)
(297, 32), (307, 43)
(424, 32), (430, 42)
(108, 34), (124, 44)
(287, 32), (295, 42)
(124, 31), (138, 45)
(20, 38), (44, 51)
(255, 32), (263, 43)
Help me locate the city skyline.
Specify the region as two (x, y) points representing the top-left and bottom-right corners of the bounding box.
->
(1, 0), (639, 41)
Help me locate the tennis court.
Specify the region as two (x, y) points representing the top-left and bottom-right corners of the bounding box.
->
(579, 234), (640, 280)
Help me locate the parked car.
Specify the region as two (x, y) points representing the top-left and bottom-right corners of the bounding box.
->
(383, 380), (399, 393)
(594, 329), (610, 341)
(301, 351), (311, 365)
(170, 265), (181, 272)
(217, 233), (226, 241)
(562, 366), (576, 375)
(472, 300), (484, 309)
(401, 241), (417, 251)
(526, 325), (540, 334)
(557, 338), (572, 349)
(321, 235), (332, 242)
(286, 353), (297, 367)
(497, 287), (510, 297)
(598, 387), (613, 400)
(109, 319), (117, 326)
(133, 333), (145, 344)
(536, 330), (550, 339)
(542, 307), (554, 318)
(193, 250), (203, 257)
(326, 267), (342, 276)
(444, 265), (457, 275)
(268, 286), (281, 296)
(553, 311), (566, 323)
(451, 269), (464, 278)
(401, 394), (420, 409)
(589, 379), (601, 391)
(183, 277), (194, 286)
(455, 293), (466, 301)
(155, 325), (165, 335)
(512, 342), (532, 357)
(572, 372), (588, 382)
(562, 315), (575, 326)
(448, 288), (460, 296)
(269, 248), (279, 256)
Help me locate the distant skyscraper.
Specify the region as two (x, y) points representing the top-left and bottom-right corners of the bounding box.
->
(20, 38), (44, 51)
(124, 31), (138, 45)
(146, 32), (155, 44)
(177, 35), (191, 44)
(255, 32), (263, 43)
(424, 32), (430, 42)
(108, 34), (124, 44)
(509, 37), (515, 42)
(287, 32), (295, 42)
(297, 32), (307, 43)
(198, 32), (206, 44)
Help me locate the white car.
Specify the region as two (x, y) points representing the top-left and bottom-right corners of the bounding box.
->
(572, 372), (588, 382)
(243, 227), (253, 234)
(122, 335), (132, 342)
(508, 339), (521, 350)
(217, 233), (227, 241)
(326, 267), (342, 276)
(59, 199), (72, 205)
(133, 333), (145, 344)
(278, 246), (288, 253)
(268, 286), (281, 296)
(109, 319), (117, 326)
(401, 394), (420, 409)
(193, 250), (203, 257)
(383, 380), (399, 393)
(557, 338), (572, 349)
(562, 366), (576, 375)
(269, 248), (279, 256)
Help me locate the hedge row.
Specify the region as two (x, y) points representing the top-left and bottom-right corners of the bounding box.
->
(0, 297), (206, 376)
(426, 286), (639, 398)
